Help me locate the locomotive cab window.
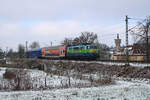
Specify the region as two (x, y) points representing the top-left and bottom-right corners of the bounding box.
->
(74, 47), (79, 50)
(86, 46), (90, 49)
(90, 46), (97, 49)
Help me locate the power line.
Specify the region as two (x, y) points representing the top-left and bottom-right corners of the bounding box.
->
(100, 33), (124, 37)
(128, 23), (143, 31)
(129, 17), (145, 21)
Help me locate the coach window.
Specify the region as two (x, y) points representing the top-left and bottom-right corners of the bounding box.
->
(94, 46), (97, 49)
(68, 47), (71, 51)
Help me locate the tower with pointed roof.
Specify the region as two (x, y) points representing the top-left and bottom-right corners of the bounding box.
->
(115, 34), (121, 52)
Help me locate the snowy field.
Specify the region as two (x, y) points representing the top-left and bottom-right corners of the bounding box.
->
(0, 81), (150, 100)
(0, 67), (150, 100)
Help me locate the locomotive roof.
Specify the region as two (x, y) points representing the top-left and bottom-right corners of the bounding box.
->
(68, 44), (97, 47)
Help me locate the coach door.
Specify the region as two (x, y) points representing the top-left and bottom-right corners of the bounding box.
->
(59, 46), (66, 57)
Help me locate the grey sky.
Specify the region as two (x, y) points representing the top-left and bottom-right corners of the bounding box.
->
(0, 0), (150, 51)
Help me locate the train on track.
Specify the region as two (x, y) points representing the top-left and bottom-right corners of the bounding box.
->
(26, 44), (100, 60)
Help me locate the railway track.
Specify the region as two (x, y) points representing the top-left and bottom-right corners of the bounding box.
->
(1, 58), (150, 68)
(48, 59), (150, 67)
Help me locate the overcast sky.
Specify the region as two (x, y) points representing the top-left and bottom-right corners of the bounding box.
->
(0, 0), (150, 51)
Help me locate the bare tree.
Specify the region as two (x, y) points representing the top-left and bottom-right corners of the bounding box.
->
(61, 38), (73, 46)
(7, 49), (13, 58)
(3, 69), (32, 90)
(29, 41), (40, 49)
(72, 37), (80, 45)
(0, 48), (4, 59)
(18, 44), (25, 58)
(78, 32), (98, 44)
(97, 43), (110, 60)
(62, 31), (98, 46)
(131, 16), (150, 61)
(131, 17), (150, 43)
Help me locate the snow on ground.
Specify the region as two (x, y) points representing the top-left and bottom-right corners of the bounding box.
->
(28, 69), (90, 88)
(0, 67), (90, 90)
(95, 61), (150, 67)
(0, 81), (150, 100)
(0, 67), (150, 100)
(0, 68), (6, 78)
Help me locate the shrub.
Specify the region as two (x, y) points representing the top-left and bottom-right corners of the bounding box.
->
(3, 68), (32, 90)
(3, 68), (17, 80)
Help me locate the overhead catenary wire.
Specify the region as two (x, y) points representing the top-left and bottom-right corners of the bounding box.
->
(129, 17), (145, 21)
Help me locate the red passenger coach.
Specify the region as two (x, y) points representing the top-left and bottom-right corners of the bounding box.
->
(42, 46), (60, 58)
(41, 46), (67, 59)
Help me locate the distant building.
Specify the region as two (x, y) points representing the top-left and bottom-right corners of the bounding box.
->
(112, 34), (146, 62)
(115, 34), (121, 52)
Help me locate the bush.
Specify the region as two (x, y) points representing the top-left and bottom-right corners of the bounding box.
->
(96, 76), (115, 85)
(3, 68), (17, 80)
(3, 68), (32, 90)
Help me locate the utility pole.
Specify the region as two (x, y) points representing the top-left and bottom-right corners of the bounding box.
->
(146, 23), (149, 63)
(25, 41), (28, 58)
(25, 41), (28, 52)
(125, 15), (129, 66)
(50, 42), (52, 46)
